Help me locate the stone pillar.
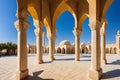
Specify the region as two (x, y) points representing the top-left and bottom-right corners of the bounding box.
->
(14, 10), (30, 80)
(73, 28), (81, 61)
(89, 20), (102, 80)
(48, 34), (56, 60)
(100, 21), (107, 64)
(34, 22), (43, 64)
(42, 32), (45, 53)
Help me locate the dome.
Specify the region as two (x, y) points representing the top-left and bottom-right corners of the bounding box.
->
(81, 42), (86, 46)
(81, 43), (86, 47)
(59, 40), (71, 46)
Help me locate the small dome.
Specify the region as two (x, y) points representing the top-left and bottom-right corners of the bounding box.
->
(81, 43), (86, 47)
(81, 42), (86, 46)
(59, 40), (71, 46)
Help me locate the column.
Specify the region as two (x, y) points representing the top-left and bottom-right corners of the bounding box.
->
(48, 34), (56, 60)
(34, 23), (43, 64)
(89, 20), (102, 80)
(14, 10), (30, 80)
(100, 21), (107, 64)
(42, 32), (45, 53)
(73, 28), (81, 61)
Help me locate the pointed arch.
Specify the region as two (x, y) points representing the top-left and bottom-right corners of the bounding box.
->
(27, 3), (51, 35)
(79, 13), (89, 30)
(102, 0), (114, 19)
(61, 48), (65, 54)
(57, 47), (61, 53)
(53, 1), (77, 32)
(43, 17), (52, 34)
(27, 4), (39, 20)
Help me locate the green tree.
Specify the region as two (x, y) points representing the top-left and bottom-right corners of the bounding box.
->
(12, 43), (17, 55)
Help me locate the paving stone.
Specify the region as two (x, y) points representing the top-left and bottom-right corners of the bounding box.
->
(0, 54), (120, 80)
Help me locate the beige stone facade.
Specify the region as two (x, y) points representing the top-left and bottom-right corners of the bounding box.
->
(15, 0), (114, 80)
(28, 30), (120, 55)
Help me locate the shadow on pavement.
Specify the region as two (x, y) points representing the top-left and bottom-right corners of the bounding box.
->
(43, 61), (53, 64)
(102, 69), (120, 79)
(55, 58), (75, 61)
(80, 59), (91, 61)
(23, 70), (54, 80)
(107, 60), (120, 65)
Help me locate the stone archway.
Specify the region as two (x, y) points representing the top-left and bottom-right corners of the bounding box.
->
(113, 47), (117, 54)
(52, 1), (77, 30)
(57, 47), (61, 53)
(106, 48), (109, 53)
(82, 49), (85, 53)
(71, 47), (75, 54)
(61, 48), (65, 54)
(15, 0), (115, 80)
(110, 47), (112, 54)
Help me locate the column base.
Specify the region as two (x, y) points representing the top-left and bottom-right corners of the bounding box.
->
(16, 69), (28, 80)
(75, 58), (80, 61)
(75, 54), (80, 61)
(89, 68), (102, 80)
(101, 59), (107, 64)
(49, 57), (55, 61)
(37, 60), (43, 64)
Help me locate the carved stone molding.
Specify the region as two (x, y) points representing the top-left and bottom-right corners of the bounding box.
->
(73, 28), (82, 37)
(14, 19), (30, 32)
(89, 20), (101, 31)
(16, 9), (30, 20)
(34, 28), (43, 36)
(47, 34), (56, 41)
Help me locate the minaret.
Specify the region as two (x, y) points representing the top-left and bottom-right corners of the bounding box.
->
(116, 30), (120, 54)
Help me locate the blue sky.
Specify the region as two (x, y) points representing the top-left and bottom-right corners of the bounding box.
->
(0, 0), (120, 45)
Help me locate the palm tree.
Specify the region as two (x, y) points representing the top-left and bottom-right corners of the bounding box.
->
(0, 42), (17, 56)
(12, 43), (17, 55)
(6, 42), (12, 55)
(0, 43), (6, 56)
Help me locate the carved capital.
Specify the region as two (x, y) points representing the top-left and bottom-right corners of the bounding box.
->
(101, 18), (108, 25)
(73, 28), (82, 37)
(34, 21), (43, 28)
(47, 34), (56, 41)
(89, 20), (101, 31)
(34, 28), (43, 36)
(16, 9), (30, 20)
(100, 29), (106, 36)
(14, 19), (30, 32)
(100, 21), (107, 36)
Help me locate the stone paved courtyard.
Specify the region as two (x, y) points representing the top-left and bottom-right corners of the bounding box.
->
(0, 54), (120, 80)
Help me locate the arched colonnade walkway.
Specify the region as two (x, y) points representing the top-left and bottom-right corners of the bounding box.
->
(14, 0), (114, 80)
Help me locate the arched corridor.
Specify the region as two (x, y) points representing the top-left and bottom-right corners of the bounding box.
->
(14, 0), (117, 80)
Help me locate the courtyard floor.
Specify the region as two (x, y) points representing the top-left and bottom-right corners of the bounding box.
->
(0, 53), (120, 80)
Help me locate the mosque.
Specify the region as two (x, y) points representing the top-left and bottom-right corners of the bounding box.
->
(27, 30), (120, 54)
